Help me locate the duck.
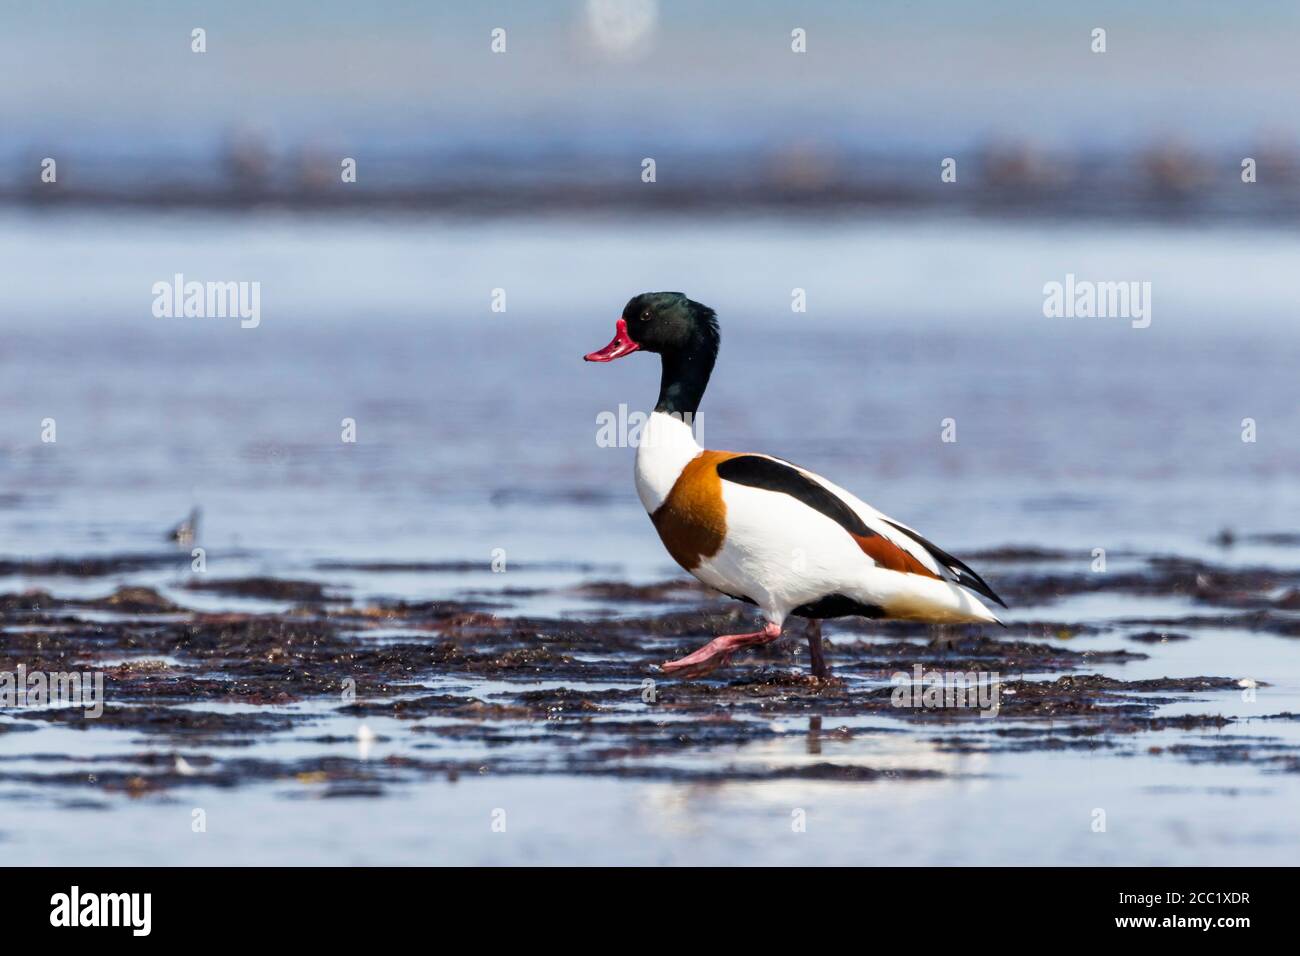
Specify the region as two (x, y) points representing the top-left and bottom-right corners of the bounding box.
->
(584, 292), (1006, 680)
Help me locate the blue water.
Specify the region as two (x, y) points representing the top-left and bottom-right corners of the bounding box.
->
(2, 210), (1299, 864)
(2, 211), (1298, 567)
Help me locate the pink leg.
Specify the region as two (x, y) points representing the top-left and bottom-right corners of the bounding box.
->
(661, 622), (782, 679)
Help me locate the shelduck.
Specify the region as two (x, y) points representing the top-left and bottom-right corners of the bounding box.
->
(585, 292), (1006, 680)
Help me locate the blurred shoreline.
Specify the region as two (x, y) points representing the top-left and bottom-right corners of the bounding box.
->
(8, 139), (1300, 223)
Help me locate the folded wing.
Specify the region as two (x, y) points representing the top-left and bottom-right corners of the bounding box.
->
(714, 454), (1006, 608)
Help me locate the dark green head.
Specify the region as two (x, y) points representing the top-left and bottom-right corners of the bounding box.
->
(619, 292), (719, 356)
(584, 292), (721, 416)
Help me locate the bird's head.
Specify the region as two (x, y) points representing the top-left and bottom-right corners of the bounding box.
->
(584, 292), (719, 362)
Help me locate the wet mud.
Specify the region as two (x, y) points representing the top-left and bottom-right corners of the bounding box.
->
(2, 546), (1298, 799)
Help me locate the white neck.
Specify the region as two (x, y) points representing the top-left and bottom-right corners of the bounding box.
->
(634, 411), (703, 513)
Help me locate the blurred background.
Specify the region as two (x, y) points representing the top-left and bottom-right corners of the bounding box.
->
(4, 0), (1300, 870)
(1, 0), (1298, 583)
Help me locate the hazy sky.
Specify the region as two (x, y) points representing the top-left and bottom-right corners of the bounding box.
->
(4, 1), (1299, 151)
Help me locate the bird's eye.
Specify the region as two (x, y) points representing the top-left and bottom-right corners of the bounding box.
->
(642, 310), (652, 321)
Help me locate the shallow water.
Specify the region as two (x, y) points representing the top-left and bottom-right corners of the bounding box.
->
(1, 211), (1298, 864)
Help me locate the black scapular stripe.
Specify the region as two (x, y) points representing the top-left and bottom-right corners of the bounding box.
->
(716, 455), (874, 538)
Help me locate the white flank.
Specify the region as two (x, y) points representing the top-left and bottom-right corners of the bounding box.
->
(696, 478), (1000, 627)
